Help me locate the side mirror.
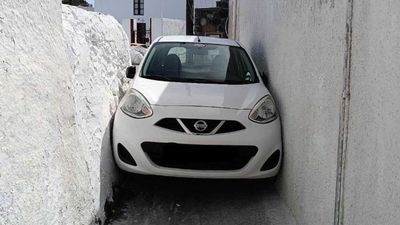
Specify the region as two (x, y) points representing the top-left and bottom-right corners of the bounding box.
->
(261, 72), (270, 88)
(126, 66), (136, 79)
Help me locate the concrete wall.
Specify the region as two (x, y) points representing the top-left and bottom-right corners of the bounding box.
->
(343, 0), (400, 224)
(231, 1), (400, 225)
(230, 1), (348, 225)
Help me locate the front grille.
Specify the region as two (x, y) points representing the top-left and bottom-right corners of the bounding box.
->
(142, 142), (258, 170)
(155, 118), (185, 132)
(181, 119), (221, 134)
(155, 118), (246, 135)
(216, 121), (246, 134)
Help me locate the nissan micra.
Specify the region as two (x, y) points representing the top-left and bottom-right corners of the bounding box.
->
(113, 36), (282, 179)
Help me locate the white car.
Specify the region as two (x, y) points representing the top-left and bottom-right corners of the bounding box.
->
(112, 36), (282, 179)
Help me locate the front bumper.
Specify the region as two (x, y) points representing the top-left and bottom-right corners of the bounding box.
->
(112, 105), (282, 179)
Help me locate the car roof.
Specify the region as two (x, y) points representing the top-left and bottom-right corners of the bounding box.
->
(156, 35), (241, 47)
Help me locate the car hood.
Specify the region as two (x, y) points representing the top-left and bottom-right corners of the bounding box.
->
(131, 78), (269, 110)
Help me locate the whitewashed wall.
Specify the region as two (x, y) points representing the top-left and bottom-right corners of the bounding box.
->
(62, 5), (131, 222)
(96, 0), (216, 24)
(231, 1), (400, 225)
(0, 2), (130, 224)
(96, 0), (185, 24)
(230, 1), (346, 225)
(0, 1), (94, 224)
(151, 18), (186, 41)
(195, 0), (217, 8)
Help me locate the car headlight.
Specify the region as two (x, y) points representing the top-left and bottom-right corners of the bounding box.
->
(121, 89), (153, 118)
(249, 95), (277, 123)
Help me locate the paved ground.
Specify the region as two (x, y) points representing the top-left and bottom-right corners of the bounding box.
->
(105, 173), (297, 225)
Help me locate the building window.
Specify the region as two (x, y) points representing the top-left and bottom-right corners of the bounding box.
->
(134, 0), (144, 15)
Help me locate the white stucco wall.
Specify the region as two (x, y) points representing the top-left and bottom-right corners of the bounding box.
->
(343, 1), (400, 224)
(230, 1), (347, 225)
(130, 46), (147, 66)
(231, 1), (400, 225)
(62, 5), (131, 222)
(95, 0), (216, 24)
(96, 0), (217, 43)
(95, 0), (185, 24)
(151, 18), (186, 41)
(0, 1), (94, 224)
(195, 0), (217, 9)
(0, 2), (130, 224)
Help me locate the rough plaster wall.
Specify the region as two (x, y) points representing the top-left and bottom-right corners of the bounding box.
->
(0, 1), (94, 225)
(232, 1), (347, 224)
(130, 46), (147, 65)
(62, 5), (131, 221)
(343, 1), (400, 224)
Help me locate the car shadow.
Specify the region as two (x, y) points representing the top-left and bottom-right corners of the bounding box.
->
(248, 38), (286, 187)
(98, 115), (120, 224)
(104, 174), (286, 225)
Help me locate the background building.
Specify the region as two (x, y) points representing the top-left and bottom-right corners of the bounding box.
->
(195, 0), (229, 37)
(95, 0), (216, 44)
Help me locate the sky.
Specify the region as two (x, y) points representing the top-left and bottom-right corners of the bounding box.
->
(87, 0), (95, 6)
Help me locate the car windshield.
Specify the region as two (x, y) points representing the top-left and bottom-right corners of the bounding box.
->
(141, 42), (259, 84)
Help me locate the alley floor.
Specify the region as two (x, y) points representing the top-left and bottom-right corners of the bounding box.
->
(105, 173), (297, 225)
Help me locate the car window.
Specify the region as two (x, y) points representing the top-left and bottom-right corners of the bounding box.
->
(141, 42), (259, 84)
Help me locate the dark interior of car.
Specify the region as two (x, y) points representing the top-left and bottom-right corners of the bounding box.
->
(143, 43), (258, 84)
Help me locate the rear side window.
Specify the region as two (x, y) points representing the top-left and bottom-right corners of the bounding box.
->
(168, 47), (186, 63)
(141, 42), (259, 84)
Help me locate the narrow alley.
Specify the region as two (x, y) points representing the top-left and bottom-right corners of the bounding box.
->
(105, 174), (296, 225)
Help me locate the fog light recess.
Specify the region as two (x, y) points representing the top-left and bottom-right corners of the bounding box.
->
(117, 143), (137, 166)
(261, 150), (281, 171)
